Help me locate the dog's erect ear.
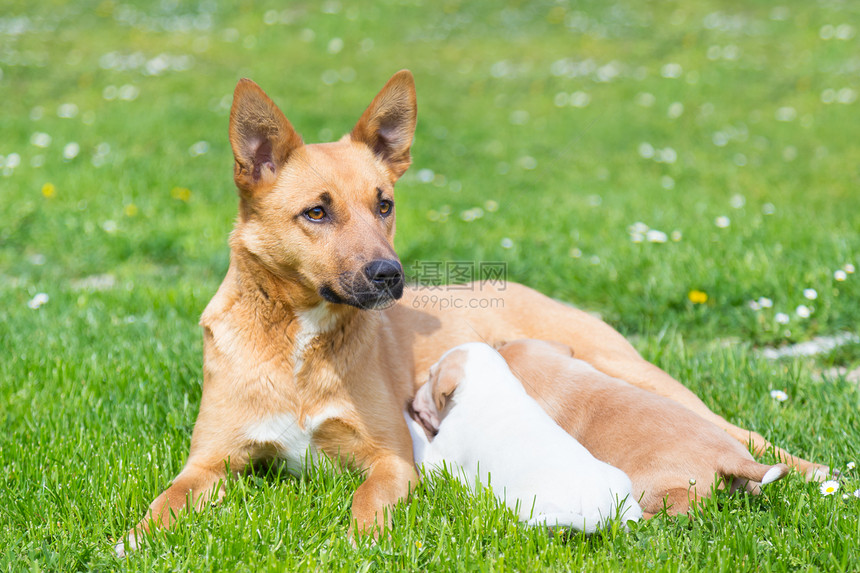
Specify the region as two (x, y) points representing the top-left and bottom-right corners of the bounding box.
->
(229, 79), (303, 196)
(350, 70), (417, 180)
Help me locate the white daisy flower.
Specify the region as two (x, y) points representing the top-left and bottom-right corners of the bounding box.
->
(31, 132), (52, 148)
(796, 305), (811, 318)
(27, 293), (49, 309)
(646, 230), (668, 243)
(57, 103), (78, 118)
(715, 216), (731, 228)
(770, 389), (788, 402)
(188, 141), (209, 157)
(629, 222), (649, 234)
(847, 462), (855, 471)
(775, 312), (790, 324)
(803, 288), (818, 300)
(5, 153), (20, 168)
(820, 480), (839, 496)
(63, 142), (80, 160)
(834, 270), (847, 281)
(638, 142), (655, 159)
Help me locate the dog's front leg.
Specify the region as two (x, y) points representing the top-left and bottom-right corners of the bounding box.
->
(349, 453), (419, 539)
(116, 454), (242, 556)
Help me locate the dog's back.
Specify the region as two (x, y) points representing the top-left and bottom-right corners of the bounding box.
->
(407, 343), (642, 532)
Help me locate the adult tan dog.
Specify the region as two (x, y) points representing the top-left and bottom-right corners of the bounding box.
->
(497, 339), (790, 515)
(118, 70), (826, 553)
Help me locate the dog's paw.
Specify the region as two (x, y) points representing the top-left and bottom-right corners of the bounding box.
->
(114, 532), (138, 558)
(761, 463), (790, 486)
(805, 464), (831, 483)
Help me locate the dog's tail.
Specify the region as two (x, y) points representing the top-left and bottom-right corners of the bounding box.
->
(722, 459), (790, 494)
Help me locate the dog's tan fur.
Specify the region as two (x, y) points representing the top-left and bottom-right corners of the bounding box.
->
(497, 339), (790, 515)
(125, 70), (827, 545)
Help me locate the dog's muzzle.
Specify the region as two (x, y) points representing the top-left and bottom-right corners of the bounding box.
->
(324, 258), (404, 309)
(364, 259), (404, 296)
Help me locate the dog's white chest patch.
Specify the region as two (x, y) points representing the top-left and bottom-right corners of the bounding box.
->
(293, 303), (337, 375)
(244, 406), (342, 473)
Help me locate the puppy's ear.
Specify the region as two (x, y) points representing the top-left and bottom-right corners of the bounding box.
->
(431, 363), (461, 413)
(350, 70), (417, 181)
(229, 79), (303, 197)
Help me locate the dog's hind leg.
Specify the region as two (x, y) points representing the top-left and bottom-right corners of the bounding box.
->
(726, 460), (790, 495)
(496, 284), (831, 481)
(575, 350), (828, 481)
(660, 487), (701, 516)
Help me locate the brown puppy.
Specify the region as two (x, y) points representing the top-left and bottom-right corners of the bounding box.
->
(497, 339), (790, 515)
(118, 70), (825, 554)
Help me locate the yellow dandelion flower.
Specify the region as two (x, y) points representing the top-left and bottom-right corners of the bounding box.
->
(688, 290), (708, 304)
(41, 183), (56, 198)
(124, 203), (138, 217)
(171, 186), (192, 202)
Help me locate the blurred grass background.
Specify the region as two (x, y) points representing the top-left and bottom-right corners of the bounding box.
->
(1, 1), (859, 571)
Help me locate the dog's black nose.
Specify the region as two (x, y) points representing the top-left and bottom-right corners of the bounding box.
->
(364, 259), (404, 292)
(364, 259), (403, 285)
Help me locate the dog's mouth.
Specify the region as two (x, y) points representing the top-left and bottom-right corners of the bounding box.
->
(319, 261), (404, 310)
(319, 282), (403, 310)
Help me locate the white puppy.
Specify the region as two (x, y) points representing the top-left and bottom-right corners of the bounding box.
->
(406, 342), (642, 533)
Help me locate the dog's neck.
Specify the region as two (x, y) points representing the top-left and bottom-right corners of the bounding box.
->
(228, 244), (376, 354)
(222, 242), (385, 397)
(230, 245), (338, 319)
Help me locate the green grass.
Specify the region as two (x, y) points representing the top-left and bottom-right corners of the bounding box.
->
(1, 0), (859, 571)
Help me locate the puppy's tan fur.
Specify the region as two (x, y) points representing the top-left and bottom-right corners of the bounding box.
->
(497, 339), (790, 514)
(124, 70), (826, 546)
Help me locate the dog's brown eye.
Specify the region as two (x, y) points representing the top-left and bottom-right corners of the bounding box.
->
(379, 200), (393, 216)
(305, 207), (326, 221)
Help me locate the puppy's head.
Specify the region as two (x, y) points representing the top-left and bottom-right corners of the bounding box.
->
(227, 71), (417, 310)
(411, 347), (470, 435)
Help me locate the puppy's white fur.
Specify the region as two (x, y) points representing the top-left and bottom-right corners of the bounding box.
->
(407, 342), (642, 533)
